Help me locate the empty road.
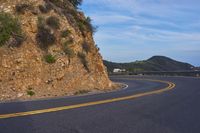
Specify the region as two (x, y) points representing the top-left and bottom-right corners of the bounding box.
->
(0, 76), (200, 133)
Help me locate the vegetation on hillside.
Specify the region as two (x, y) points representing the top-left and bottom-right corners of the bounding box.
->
(69, 0), (83, 8)
(26, 88), (35, 96)
(38, 3), (53, 13)
(1, 0), (95, 71)
(82, 41), (91, 53)
(63, 47), (75, 58)
(0, 0), (114, 102)
(46, 16), (60, 29)
(78, 52), (90, 72)
(15, 3), (33, 14)
(104, 56), (194, 73)
(44, 54), (56, 64)
(61, 29), (71, 38)
(0, 12), (24, 47)
(49, 0), (82, 9)
(36, 16), (56, 49)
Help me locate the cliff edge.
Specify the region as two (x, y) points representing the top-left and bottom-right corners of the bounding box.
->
(0, 0), (115, 101)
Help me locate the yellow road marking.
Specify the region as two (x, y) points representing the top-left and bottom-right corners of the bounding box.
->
(0, 79), (175, 119)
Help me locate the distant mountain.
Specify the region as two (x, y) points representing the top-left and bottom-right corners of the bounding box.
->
(104, 56), (194, 73)
(193, 67), (200, 71)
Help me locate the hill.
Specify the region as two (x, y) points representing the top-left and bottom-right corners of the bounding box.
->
(104, 56), (194, 73)
(0, 0), (115, 101)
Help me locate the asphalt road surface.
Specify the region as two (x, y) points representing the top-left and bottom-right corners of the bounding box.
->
(0, 76), (200, 133)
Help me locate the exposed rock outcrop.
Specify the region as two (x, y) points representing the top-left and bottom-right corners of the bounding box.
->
(0, 0), (116, 101)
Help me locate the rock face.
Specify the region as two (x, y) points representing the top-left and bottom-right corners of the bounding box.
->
(0, 0), (114, 101)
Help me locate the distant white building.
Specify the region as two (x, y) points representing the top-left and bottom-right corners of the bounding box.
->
(113, 68), (126, 73)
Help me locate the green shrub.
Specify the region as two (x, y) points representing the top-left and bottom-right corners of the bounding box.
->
(68, 0), (83, 8)
(74, 90), (90, 95)
(27, 88), (35, 96)
(46, 16), (60, 29)
(38, 5), (46, 13)
(62, 38), (75, 58)
(0, 12), (24, 46)
(37, 16), (45, 28)
(77, 20), (86, 33)
(36, 26), (56, 49)
(10, 34), (25, 47)
(85, 17), (98, 34)
(77, 17), (97, 35)
(82, 41), (91, 53)
(49, 0), (82, 9)
(36, 17), (56, 49)
(78, 52), (90, 72)
(68, 9), (78, 18)
(61, 29), (71, 38)
(44, 54), (56, 64)
(15, 3), (32, 14)
(63, 46), (75, 58)
(38, 3), (52, 13)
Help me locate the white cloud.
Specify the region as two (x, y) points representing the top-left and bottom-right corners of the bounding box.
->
(89, 12), (134, 25)
(82, 0), (200, 65)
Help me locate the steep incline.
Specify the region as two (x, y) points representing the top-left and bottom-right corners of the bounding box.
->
(0, 0), (115, 101)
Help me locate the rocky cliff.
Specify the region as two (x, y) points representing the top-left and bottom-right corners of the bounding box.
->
(0, 0), (115, 101)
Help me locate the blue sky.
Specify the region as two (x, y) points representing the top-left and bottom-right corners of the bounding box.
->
(81, 0), (200, 66)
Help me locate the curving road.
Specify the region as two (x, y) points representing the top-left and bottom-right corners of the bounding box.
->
(0, 76), (200, 133)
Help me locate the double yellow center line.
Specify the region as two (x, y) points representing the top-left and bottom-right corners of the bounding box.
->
(0, 79), (175, 119)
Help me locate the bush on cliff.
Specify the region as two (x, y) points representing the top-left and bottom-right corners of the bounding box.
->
(0, 12), (24, 47)
(36, 17), (56, 49)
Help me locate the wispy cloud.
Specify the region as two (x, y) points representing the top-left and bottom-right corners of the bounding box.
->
(88, 12), (134, 25)
(81, 0), (200, 66)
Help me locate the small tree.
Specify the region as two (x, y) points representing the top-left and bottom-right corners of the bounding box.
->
(46, 16), (60, 30)
(86, 16), (98, 34)
(68, 0), (83, 8)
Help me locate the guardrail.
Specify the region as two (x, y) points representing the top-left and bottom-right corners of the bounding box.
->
(109, 71), (200, 77)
